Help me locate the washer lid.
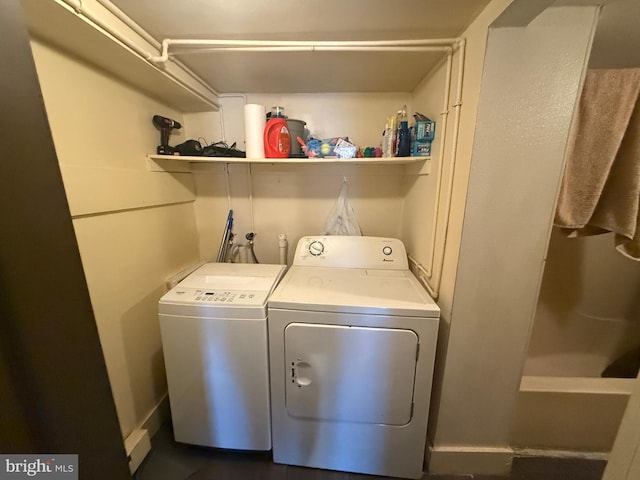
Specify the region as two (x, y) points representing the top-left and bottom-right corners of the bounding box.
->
(159, 263), (286, 319)
(177, 263), (286, 291)
(268, 266), (439, 318)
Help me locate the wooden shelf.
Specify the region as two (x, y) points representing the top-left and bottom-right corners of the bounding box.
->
(147, 154), (429, 165)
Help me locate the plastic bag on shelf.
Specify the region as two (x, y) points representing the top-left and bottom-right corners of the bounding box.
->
(323, 179), (362, 236)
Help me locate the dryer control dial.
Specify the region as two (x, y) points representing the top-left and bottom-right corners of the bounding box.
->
(308, 240), (325, 256)
(383, 246), (393, 256)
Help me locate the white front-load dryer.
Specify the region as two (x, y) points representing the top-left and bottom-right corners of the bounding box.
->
(267, 236), (440, 479)
(158, 262), (285, 450)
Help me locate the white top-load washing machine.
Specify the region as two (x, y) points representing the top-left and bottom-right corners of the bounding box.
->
(158, 263), (285, 450)
(267, 236), (440, 479)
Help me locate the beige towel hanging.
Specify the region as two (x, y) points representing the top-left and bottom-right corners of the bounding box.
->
(555, 68), (640, 260)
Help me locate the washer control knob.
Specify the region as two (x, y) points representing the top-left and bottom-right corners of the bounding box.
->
(308, 240), (325, 256)
(383, 246), (393, 256)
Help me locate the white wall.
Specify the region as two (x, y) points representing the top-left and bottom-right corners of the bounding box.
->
(525, 0), (640, 380)
(402, 52), (456, 296)
(190, 163), (406, 264)
(589, 0), (640, 69)
(31, 40), (201, 439)
(427, 5), (599, 475)
(601, 5), (640, 465)
(186, 93), (411, 264)
(26, 3), (610, 476)
(604, 372), (640, 479)
(434, 0), (514, 321)
(400, 0), (515, 464)
(526, 231), (640, 377)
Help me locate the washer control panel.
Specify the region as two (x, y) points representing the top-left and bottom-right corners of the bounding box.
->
(164, 288), (265, 306)
(294, 236), (409, 270)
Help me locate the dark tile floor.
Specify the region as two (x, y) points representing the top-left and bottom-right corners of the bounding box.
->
(134, 423), (606, 480)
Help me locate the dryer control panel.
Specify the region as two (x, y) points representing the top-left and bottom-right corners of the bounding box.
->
(293, 236), (409, 270)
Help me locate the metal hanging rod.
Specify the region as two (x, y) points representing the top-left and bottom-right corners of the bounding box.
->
(169, 46), (454, 55)
(149, 38), (462, 63)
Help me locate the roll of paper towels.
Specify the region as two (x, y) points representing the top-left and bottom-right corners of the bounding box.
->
(244, 104), (266, 159)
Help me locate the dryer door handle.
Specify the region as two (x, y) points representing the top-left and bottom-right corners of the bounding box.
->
(292, 360), (312, 387)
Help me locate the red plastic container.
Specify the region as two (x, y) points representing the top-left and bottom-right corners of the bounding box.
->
(264, 108), (291, 158)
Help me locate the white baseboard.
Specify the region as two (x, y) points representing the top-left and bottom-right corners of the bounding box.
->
(514, 448), (609, 460)
(141, 393), (171, 438)
(124, 429), (151, 474)
(427, 445), (514, 476)
(122, 395), (170, 474)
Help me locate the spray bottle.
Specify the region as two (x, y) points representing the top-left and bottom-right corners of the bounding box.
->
(383, 115), (397, 158)
(381, 118), (389, 157)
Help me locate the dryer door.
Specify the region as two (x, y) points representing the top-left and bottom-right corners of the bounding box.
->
(284, 323), (418, 425)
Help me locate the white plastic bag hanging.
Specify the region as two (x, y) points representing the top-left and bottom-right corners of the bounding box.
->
(323, 178), (362, 236)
